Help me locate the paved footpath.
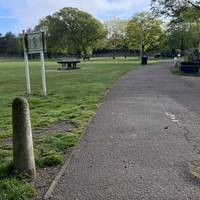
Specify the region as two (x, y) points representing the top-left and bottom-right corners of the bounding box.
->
(51, 62), (200, 200)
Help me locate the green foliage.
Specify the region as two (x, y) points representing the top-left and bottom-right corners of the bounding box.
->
(35, 7), (107, 56)
(0, 178), (35, 200)
(151, 1), (200, 54)
(161, 8), (200, 52)
(0, 57), (141, 139)
(104, 18), (128, 50)
(126, 12), (163, 53)
(35, 132), (78, 167)
(0, 32), (22, 56)
(151, 0), (200, 18)
(0, 150), (13, 178)
(0, 147), (34, 200)
(37, 151), (64, 167)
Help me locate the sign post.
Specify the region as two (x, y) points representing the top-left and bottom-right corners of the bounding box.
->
(24, 51), (31, 94)
(40, 51), (46, 96)
(23, 31), (47, 96)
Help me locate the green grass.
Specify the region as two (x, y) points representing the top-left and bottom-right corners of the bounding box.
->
(0, 56), (158, 199)
(35, 132), (78, 167)
(0, 178), (35, 200)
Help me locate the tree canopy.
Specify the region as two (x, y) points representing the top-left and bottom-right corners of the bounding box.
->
(151, 0), (200, 18)
(1, 3), (200, 59)
(126, 12), (163, 55)
(0, 32), (22, 56)
(104, 18), (128, 58)
(151, 0), (200, 55)
(35, 7), (106, 56)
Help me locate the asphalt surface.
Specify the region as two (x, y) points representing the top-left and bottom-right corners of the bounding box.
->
(51, 62), (200, 200)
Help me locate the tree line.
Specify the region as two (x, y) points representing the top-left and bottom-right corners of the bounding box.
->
(1, 1), (200, 58)
(0, 32), (23, 56)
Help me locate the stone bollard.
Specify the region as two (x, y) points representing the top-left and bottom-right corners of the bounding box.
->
(12, 97), (36, 179)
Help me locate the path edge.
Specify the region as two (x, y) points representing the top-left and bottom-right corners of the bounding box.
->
(43, 155), (72, 199)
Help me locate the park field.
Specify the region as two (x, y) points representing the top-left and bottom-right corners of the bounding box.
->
(0, 57), (156, 199)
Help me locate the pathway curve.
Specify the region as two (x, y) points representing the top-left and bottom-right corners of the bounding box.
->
(51, 62), (200, 200)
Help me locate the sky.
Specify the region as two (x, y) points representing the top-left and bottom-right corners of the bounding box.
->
(0, 0), (151, 35)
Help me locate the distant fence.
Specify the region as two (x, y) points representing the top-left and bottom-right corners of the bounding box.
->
(0, 49), (176, 60)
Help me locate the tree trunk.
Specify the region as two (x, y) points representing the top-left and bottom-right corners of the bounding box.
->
(112, 51), (115, 59)
(141, 44), (144, 60)
(124, 48), (127, 59)
(83, 49), (87, 60)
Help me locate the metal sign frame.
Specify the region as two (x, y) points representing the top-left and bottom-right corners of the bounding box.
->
(23, 31), (47, 96)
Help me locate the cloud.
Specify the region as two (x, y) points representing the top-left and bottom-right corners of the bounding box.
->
(1, 0), (150, 33)
(0, 16), (16, 19)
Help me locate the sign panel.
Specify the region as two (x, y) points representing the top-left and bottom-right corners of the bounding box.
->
(23, 31), (46, 54)
(23, 31), (47, 96)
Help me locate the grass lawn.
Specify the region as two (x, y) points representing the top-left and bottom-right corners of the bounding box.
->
(0, 57), (157, 199)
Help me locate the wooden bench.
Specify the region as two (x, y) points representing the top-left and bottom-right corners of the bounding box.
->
(57, 58), (80, 70)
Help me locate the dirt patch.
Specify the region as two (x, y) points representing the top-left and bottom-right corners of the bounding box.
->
(34, 120), (75, 135)
(30, 165), (61, 200)
(0, 120), (75, 148)
(30, 149), (72, 200)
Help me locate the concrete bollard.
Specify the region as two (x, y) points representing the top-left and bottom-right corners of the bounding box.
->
(12, 97), (36, 179)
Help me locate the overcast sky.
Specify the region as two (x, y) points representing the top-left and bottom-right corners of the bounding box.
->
(0, 0), (151, 35)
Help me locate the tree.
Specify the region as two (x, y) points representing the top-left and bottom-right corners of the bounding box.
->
(35, 7), (106, 57)
(104, 18), (128, 59)
(164, 21), (200, 54)
(126, 12), (163, 57)
(151, 0), (200, 18)
(0, 32), (21, 56)
(164, 3), (200, 53)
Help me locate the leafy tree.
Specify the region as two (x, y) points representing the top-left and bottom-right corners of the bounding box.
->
(104, 18), (128, 59)
(126, 12), (163, 57)
(151, 0), (200, 18)
(163, 2), (200, 52)
(0, 34), (4, 54)
(164, 21), (200, 54)
(35, 7), (106, 57)
(0, 32), (21, 56)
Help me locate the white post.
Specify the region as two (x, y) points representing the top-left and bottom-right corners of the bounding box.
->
(174, 57), (178, 65)
(40, 51), (47, 96)
(24, 52), (31, 94)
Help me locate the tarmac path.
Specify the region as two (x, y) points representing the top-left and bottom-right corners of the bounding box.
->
(51, 62), (200, 200)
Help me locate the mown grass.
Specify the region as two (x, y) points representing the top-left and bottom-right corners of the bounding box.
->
(0, 56), (158, 199)
(0, 149), (35, 200)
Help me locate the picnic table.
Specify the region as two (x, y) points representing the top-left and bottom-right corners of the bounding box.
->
(57, 58), (80, 70)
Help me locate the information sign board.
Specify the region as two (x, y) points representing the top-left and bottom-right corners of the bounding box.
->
(23, 31), (47, 96)
(24, 31), (46, 54)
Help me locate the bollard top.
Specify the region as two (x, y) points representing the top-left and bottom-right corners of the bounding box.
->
(12, 97), (29, 110)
